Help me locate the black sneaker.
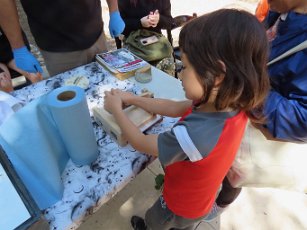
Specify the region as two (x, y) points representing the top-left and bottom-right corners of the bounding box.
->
(131, 216), (147, 230)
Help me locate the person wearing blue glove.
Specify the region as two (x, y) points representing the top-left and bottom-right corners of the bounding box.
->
(13, 46), (43, 74)
(109, 10), (125, 38)
(0, 28), (43, 91)
(0, 0), (125, 76)
(0, 0), (42, 76)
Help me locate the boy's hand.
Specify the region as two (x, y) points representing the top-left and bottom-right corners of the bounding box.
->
(110, 88), (135, 105)
(104, 90), (123, 114)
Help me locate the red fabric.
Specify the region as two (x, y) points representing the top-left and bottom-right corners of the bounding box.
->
(163, 112), (247, 218)
(255, 0), (269, 22)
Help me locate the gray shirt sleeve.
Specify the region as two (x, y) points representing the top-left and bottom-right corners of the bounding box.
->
(158, 129), (187, 167)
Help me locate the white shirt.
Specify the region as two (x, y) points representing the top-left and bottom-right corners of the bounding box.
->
(0, 91), (23, 126)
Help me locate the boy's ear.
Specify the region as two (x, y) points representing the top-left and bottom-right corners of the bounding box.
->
(214, 75), (225, 87)
(214, 61), (226, 87)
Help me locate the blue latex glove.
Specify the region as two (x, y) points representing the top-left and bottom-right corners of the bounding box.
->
(13, 46), (43, 73)
(109, 11), (125, 38)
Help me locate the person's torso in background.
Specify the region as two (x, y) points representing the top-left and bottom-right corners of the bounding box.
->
(119, 0), (172, 36)
(20, 0), (103, 52)
(267, 12), (307, 99)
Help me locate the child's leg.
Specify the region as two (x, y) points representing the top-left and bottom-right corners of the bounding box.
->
(144, 196), (203, 230)
(216, 176), (242, 207)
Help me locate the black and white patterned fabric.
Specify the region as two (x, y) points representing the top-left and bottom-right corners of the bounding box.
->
(12, 62), (178, 229)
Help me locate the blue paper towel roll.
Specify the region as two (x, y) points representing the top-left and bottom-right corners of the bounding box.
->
(0, 96), (67, 210)
(0, 86), (98, 210)
(46, 86), (98, 166)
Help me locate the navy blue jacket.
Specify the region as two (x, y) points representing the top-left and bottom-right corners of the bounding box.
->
(264, 12), (307, 142)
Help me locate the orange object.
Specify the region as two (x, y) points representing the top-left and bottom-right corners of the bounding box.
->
(255, 0), (269, 22)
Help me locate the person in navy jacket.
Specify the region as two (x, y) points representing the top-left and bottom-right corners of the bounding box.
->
(209, 0), (307, 221)
(263, 10), (307, 142)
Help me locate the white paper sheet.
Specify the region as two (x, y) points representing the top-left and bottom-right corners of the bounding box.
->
(0, 163), (30, 230)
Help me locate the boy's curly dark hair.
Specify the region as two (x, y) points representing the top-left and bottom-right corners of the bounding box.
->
(179, 9), (270, 122)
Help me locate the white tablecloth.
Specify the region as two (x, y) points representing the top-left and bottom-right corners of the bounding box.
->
(8, 62), (184, 229)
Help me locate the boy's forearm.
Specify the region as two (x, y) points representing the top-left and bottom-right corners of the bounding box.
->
(0, 0), (25, 49)
(129, 96), (191, 118)
(112, 108), (158, 156)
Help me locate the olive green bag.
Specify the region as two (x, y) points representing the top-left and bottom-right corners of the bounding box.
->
(124, 29), (173, 62)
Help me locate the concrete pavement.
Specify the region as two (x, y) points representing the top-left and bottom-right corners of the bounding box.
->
(78, 159), (307, 230)
(79, 1), (307, 229)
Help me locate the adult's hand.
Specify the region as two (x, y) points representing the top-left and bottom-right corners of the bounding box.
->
(13, 46), (43, 73)
(148, 10), (160, 27)
(109, 11), (125, 38)
(140, 15), (152, 28)
(251, 122), (286, 142)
